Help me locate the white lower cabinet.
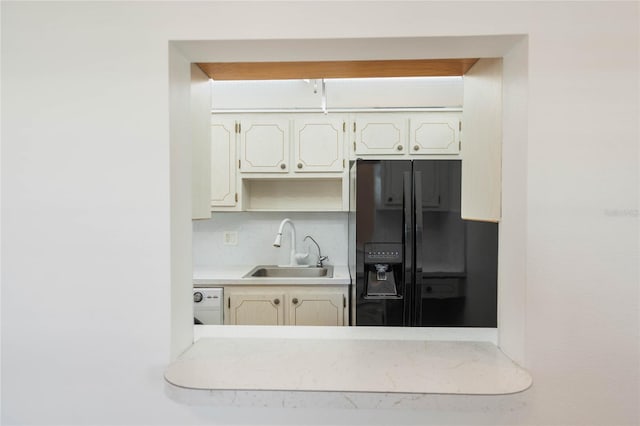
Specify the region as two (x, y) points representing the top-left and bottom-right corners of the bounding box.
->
(226, 291), (286, 325)
(289, 290), (345, 326)
(224, 286), (348, 326)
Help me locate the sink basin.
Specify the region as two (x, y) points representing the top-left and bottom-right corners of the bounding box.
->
(244, 265), (334, 278)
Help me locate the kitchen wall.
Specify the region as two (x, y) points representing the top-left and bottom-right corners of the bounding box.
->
(2, 2), (638, 426)
(193, 213), (348, 267)
(211, 77), (464, 109)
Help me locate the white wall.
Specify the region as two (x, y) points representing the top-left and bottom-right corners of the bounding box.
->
(193, 213), (348, 267)
(212, 77), (464, 109)
(2, 2), (638, 426)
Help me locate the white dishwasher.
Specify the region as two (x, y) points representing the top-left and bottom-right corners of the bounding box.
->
(193, 287), (223, 325)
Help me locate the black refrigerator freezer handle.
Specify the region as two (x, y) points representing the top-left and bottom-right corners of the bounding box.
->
(413, 171), (424, 324)
(403, 171), (413, 325)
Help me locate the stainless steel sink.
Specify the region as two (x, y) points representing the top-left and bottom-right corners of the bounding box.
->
(244, 265), (334, 278)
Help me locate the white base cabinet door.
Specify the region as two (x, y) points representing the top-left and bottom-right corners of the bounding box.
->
(226, 291), (286, 325)
(223, 286), (348, 326)
(289, 290), (345, 326)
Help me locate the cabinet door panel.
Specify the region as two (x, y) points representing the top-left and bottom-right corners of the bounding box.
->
(409, 113), (460, 155)
(289, 292), (344, 326)
(461, 58), (502, 222)
(294, 118), (344, 172)
(227, 293), (285, 325)
(210, 119), (237, 207)
(240, 118), (289, 173)
(354, 115), (407, 155)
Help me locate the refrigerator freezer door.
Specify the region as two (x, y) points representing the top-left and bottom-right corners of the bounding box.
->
(354, 160), (411, 326)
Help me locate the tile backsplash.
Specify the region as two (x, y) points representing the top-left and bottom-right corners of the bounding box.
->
(193, 212), (349, 267)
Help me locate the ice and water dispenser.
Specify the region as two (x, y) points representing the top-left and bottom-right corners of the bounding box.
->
(363, 243), (403, 298)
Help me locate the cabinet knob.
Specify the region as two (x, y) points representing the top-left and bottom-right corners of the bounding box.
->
(297, 163), (303, 169)
(413, 145), (420, 151)
(274, 298), (280, 305)
(396, 145), (403, 151)
(292, 298), (299, 304)
(280, 163), (286, 170)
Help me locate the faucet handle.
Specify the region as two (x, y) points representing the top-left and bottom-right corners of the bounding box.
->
(294, 252), (309, 264)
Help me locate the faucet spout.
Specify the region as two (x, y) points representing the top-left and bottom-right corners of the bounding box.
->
(274, 218), (301, 266)
(304, 235), (328, 267)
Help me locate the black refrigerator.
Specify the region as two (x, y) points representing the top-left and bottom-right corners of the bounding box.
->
(348, 159), (498, 327)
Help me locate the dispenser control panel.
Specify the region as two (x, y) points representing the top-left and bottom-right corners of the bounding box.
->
(364, 243), (403, 263)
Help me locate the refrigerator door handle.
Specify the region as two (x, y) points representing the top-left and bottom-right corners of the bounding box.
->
(414, 171), (424, 276)
(402, 171), (413, 325)
(413, 171), (424, 324)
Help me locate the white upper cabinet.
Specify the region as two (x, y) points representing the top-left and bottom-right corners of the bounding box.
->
(210, 118), (237, 207)
(408, 112), (461, 155)
(353, 114), (407, 155)
(461, 58), (502, 222)
(240, 117), (290, 173)
(293, 117), (345, 173)
(190, 64), (212, 219)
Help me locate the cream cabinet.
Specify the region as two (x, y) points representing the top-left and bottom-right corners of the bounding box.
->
(239, 117), (290, 173)
(289, 290), (345, 326)
(293, 117), (346, 173)
(408, 113), (461, 155)
(225, 289), (286, 325)
(206, 111), (462, 213)
(353, 114), (407, 155)
(210, 118), (238, 208)
(461, 58), (502, 222)
(224, 285), (348, 326)
(350, 112), (462, 158)
(212, 114), (349, 212)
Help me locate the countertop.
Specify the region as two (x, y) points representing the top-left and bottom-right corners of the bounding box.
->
(165, 326), (532, 406)
(193, 264), (351, 286)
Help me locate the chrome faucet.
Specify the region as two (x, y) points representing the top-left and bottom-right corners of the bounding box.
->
(304, 235), (328, 267)
(273, 218), (307, 266)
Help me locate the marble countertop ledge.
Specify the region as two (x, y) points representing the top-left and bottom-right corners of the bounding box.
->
(165, 334), (532, 396)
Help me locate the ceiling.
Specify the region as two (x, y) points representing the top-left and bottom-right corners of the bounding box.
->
(196, 58), (479, 80)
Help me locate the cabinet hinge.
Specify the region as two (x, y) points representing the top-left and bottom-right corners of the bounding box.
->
(353, 141), (356, 152)
(343, 295), (346, 308)
(235, 122), (239, 133)
(459, 121), (462, 131)
(235, 193), (238, 202)
(238, 123), (241, 133)
(227, 297), (230, 309)
(353, 122), (356, 132)
(459, 140), (461, 151)
(343, 159), (346, 168)
(343, 122), (346, 132)
(238, 159), (241, 169)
